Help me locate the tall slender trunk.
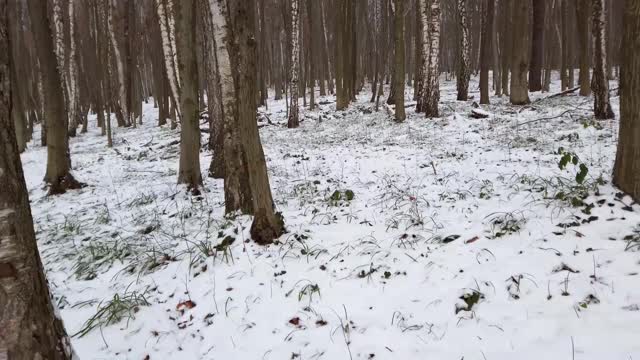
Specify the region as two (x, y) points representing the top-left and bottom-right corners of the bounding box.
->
(576, 0), (591, 96)
(209, 0), (252, 214)
(176, 0), (203, 191)
(421, 0), (441, 117)
(613, 1), (640, 201)
(226, 0), (284, 244)
(392, 0), (405, 122)
(591, 0), (614, 119)
(509, 0), (530, 105)
(28, 0), (82, 194)
(287, 0), (300, 128)
(529, 0), (544, 92)
(480, 0), (494, 104)
(456, 0), (470, 101)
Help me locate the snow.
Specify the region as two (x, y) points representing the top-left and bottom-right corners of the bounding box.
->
(21, 74), (640, 360)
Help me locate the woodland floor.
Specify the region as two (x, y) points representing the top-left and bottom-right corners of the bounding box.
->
(22, 75), (640, 360)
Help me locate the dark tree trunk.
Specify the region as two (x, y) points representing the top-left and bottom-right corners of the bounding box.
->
(480, 0), (494, 104)
(529, 0), (544, 92)
(27, 0), (82, 194)
(613, 0), (640, 200)
(0, 1), (73, 355)
(176, 0), (203, 191)
(226, 0), (284, 245)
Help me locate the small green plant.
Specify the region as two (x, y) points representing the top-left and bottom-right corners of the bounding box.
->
(327, 189), (355, 206)
(72, 240), (132, 280)
(62, 216), (83, 235)
(485, 211), (527, 239)
(557, 147), (589, 185)
(73, 288), (150, 337)
(286, 280), (321, 305)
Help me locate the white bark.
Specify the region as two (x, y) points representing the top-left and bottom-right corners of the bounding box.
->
(156, 0), (181, 119)
(68, 0), (79, 132)
(423, 0), (441, 117)
(107, 0), (128, 122)
(288, 0), (300, 127)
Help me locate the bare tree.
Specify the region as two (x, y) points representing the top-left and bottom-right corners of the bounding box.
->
(288, 0), (301, 128)
(591, 0), (614, 119)
(0, 0), (73, 355)
(456, 0), (470, 101)
(175, 0), (202, 191)
(393, 0), (405, 122)
(28, 0), (83, 194)
(226, 0), (284, 244)
(612, 0), (639, 200)
(576, 0), (591, 96)
(479, 0), (494, 104)
(509, 0), (529, 105)
(420, 0), (441, 117)
(529, 0), (544, 92)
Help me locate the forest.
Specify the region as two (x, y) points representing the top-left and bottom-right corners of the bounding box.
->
(1, 0), (639, 358)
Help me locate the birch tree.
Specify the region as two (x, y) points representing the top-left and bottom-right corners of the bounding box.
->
(157, 0), (181, 120)
(591, 0), (614, 119)
(209, 0), (252, 213)
(420, 0), (441, 117)
(392, 0), (405, 122)
(456, 0), (470, 101)
(288, 0), (301, 128)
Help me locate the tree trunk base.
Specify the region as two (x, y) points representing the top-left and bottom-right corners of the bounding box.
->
(250, 211), (285, 245)
(47, 173), (84, 195)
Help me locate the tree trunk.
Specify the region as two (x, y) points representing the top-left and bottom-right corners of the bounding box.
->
(591, 0), (614, 119)
(288, 0), (300, 128)
(421, 0), (441, 117)
(480, 0), (494, 104)
(393, 0), (405, 122)
(613, 1), (640, 201)
(0, 1), (74, 355)
(509, 0), (530, 105)
(28, 0), (82, 194)
(209, 0), (252, 214)
(456, 0), (470, 101)
(176, 0), (203, 191)
(576, 0), (591, 96)
(529, 0), (544, 92)
(500, 0), (511, 96)
(226, 0), (284, 244)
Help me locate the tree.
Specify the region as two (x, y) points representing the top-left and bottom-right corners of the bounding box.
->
(0, 0), (73, 355)
(509, 0), (529, 105)
(576, 0), (591, 96)
(209, 0), (252, 214)
(420, 0), (441, 117)
(529, 0), (545, 92)
(456, 0), (470, 101)
(591, 0), (614, 119)
(225, 0), (284, 244)
(612, 0), (639, 201)
(479, 0), (494, 104)
(27, 0), (82, 194)
(392, 0), (405, 122)
(288, 0), (300, 128)
(175, 0), (202, 191)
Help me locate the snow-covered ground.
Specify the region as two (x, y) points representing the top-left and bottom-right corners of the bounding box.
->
(21, 76), (640, 360)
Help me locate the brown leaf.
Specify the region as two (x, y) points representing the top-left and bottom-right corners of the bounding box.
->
(288, 317), (301, 326)
(465, 236), (480, 244)
(176, 300), (196, 311)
